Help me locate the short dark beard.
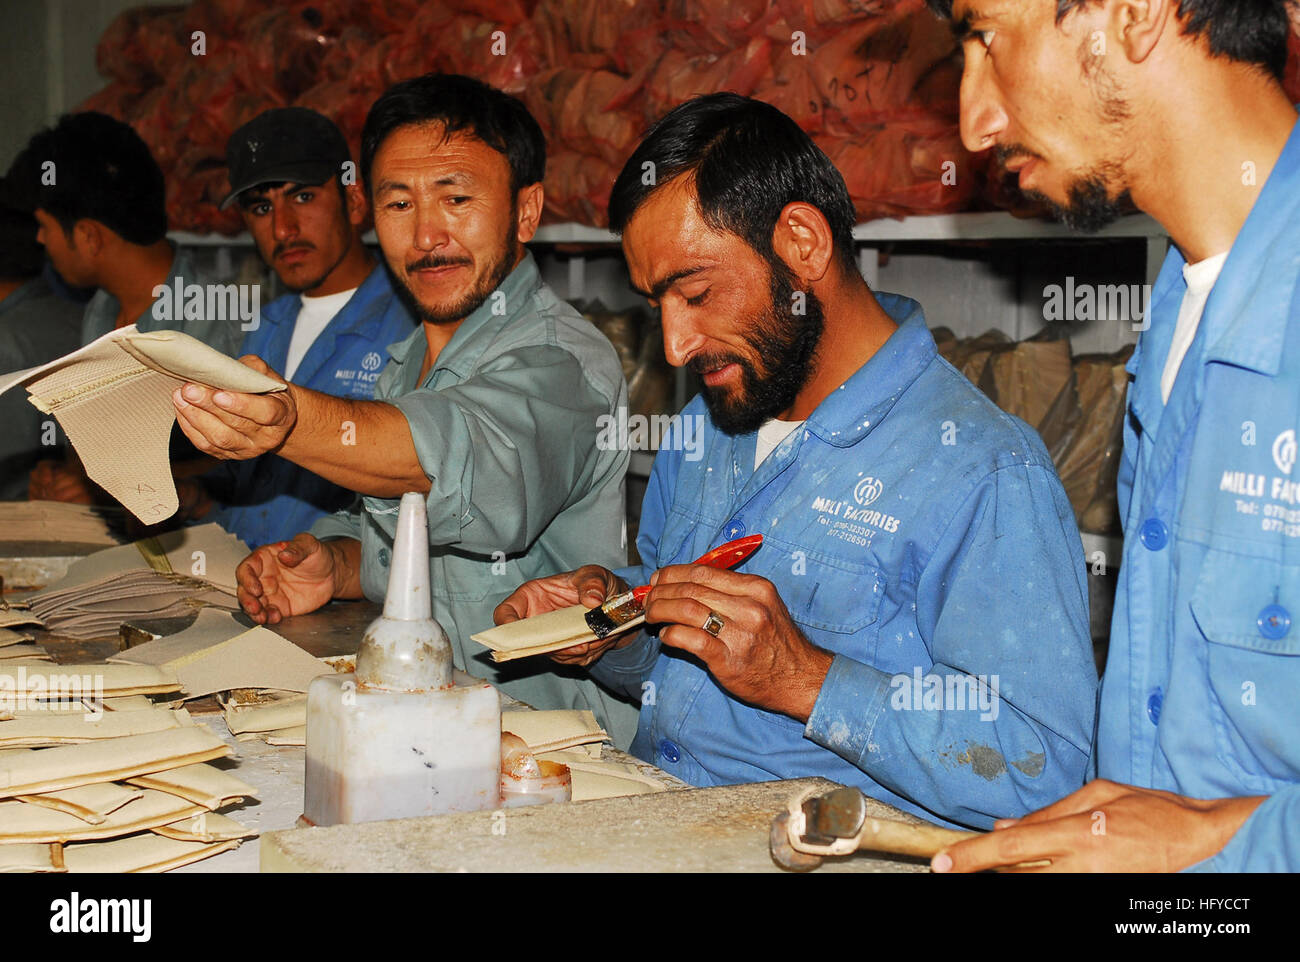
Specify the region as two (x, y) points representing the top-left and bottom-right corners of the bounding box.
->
(1024, 169), (1133, 234)
(391, 205), (519, 325)
(691, 259), (824, 435)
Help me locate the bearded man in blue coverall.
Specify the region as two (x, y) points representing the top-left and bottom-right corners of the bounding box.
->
(927, 0), (1300, 872)
(496, 94), (1100, 831)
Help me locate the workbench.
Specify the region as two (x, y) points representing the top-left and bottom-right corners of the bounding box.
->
(10, 546), (928, 874)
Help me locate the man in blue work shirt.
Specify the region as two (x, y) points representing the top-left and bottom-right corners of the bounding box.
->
(927, 0), (1299, 871)
(163, 76), (638, 747)
(495, 94), (1098, 830)
(189, 108), (416, 547)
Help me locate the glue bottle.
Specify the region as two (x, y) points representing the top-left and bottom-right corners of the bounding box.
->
(303, 492), (501, 826)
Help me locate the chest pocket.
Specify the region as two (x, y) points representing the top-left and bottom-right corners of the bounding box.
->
(777, 547), (886, 634)
(1189, 547), (1300, 784)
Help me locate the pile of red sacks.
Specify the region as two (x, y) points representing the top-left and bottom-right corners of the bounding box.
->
(80, 0), (1300, 233)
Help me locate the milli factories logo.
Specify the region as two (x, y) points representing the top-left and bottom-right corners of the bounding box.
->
(1273, 430), (1297, 475)
(853, 476), (883, 507)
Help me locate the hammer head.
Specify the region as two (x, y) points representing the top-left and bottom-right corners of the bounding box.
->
(769, 812), (824, 872)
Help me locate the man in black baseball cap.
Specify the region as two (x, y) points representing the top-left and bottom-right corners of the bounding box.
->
(187, 107), (416, 548)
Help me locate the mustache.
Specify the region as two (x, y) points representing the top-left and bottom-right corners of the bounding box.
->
(273, 241), (314, 258)
(995, 143), (1042, 167)
(407, 254), (473, 272)
(687, 353), (744, 376)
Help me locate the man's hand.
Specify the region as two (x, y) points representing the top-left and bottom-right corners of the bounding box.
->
(493, 565), (635, 667)
(644, 565), (833, 723)
(28, 458), (97, 504)
(931, 779), (1267, 873)
(172, 356), (297, 461)
(236, 532), (351, 625)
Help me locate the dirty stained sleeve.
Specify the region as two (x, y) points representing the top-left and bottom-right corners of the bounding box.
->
(806, 461), (1098, 829)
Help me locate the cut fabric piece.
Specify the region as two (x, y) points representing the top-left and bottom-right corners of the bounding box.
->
(0, 843), (64, 873)
(0, 628), (35, 647)
(0, 502), (124, 546)
(501, 709), (608, 754)
(0, 611), (43, 629)
(263, 726), (305, 746)
(471, 603), (644, 662)
(0, 725), (229, 798)
(0, 326), (286, 523)
(158, 627), (330, 700)
(109, 608), (247, 666)
(15, 782), (145, 825)
(0, 645), (53, 662)
(153, 811), (256, 843)
(0, 663), (179, 698)
(0, 707), (187, 748)
(62, 832), (242, 872)
(126, 762), (258, 810)
(0, 787), (204, 843)
(223, 693), (307, 735)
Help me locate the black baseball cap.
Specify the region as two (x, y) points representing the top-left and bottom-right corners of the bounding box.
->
(221, 107), (351, 210)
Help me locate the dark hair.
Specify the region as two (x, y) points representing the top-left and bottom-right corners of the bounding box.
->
(0, 206), (42, 281)
(608, 93), (859, 276)
(926, 0), (1292, 78)
(7, 111), (167, 245)
(360, 73), (545, 196)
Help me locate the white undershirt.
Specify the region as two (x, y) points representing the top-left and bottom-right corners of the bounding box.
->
(1160, 252), (1229, 404)
(283, 287), (357, 379)
(755, 418), (805, 469)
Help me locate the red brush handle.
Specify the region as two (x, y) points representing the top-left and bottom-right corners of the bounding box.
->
(630, 534), (764, 602)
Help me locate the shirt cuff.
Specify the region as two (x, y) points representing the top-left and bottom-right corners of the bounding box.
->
(1183, 788), (1300, 873)
(383, 393), (470, 544)
(310, 509), (362, 543)
(804, 653), (895, 765)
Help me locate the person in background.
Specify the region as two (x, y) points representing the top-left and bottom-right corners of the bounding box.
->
(162, 75), (639, 747)
(185, 107), (417, 547)
(0, 182), (82, 499)
(494, 94), (1098, 829)
(7, 111), (239, 504)
(926, 0), (1299, 871)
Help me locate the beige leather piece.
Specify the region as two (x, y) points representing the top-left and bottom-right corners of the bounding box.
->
(16, 783), (145, 825)
(62, 833), (242, 873)
(0, 788), (204, 843)
(153, 812), (256, 843)
(0, 628), (35, 646)
(159, 627), (330, 700)
(0, 725), (229, 798)
(0, 611), (43, 629)
(102, 695), (160, 712)
(109, 608), (245, 666)
(0, 663), (180, 698)
(501, 709), (609, 754)
(223, 694), (307, 735)
(0, 843), (64, 873)
(263, 726), (306, 746)
(0, 708), (185, 749)
(0, 502), (122, 547)
(0, 644), (51, 662)
(471, 603), (645, 662)
(0, 327), (284, 524)
(126, 762), (258, 810)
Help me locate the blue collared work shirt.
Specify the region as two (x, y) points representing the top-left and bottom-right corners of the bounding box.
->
(202, 263), (417, 547)
(1101, 117), (1300, 872)
(591, 294), (1097, 829)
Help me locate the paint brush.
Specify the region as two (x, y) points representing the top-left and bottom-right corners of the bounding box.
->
(584, 534), (764, 639)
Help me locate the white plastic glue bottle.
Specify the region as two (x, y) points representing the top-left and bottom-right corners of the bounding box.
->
(302, 492), (501, 826)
